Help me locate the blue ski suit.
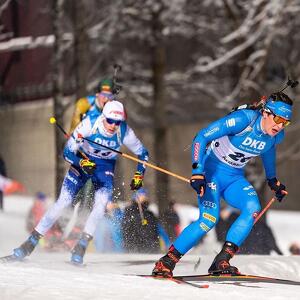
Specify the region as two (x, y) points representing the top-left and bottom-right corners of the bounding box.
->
(173, 109), (284, 254)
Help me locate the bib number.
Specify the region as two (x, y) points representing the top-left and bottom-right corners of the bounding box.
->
(228, 152), (252, 163)
(93, 149), (112, 157)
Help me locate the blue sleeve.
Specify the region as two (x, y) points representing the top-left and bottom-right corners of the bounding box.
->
(137, 147), (149, 175)
(260, 130), (284, 179)
(158, 223), (171, 248)
(192, 110), (253, 174)
(87, 95), (96, 105)
(63, 134), (81, 167)
(121, 122), (149, 175)
(275, 130), (285, 145)
(261, 146), (276, 179)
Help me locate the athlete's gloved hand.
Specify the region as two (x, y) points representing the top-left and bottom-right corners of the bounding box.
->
(267, 177), (287, 202)
(79, 159), (96, 175)
(190, 174), (206, 196)
(130, 171), (144, 190)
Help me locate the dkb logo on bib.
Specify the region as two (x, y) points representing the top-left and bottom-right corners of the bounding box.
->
(242, 137), (266, 150)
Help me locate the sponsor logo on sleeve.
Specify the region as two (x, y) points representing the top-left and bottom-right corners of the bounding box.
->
(200, 222), (210, 232)
(203, 213), (216, 223)
(66, 173), (78, 185)
(247, 191), (257, 196)
(105, 171), (115, 177)
(243, 185), (253, 191)
(194, 142), (200, 161)
(208, 182), (217, 191)
(204, 127), (219, 137)
(202, 201), (217, 209)
(226, 118), (236, 127)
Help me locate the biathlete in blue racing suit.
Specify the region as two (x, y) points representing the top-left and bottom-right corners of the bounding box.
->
(12, 101), (149, 264)
(152, 91), (293, 277)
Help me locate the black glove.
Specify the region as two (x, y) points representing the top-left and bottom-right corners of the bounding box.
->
(130, 171), (144, 190)
(79, 159), (96, 175)
(267, 177), (287, 202)
(190, 174), (206, 196)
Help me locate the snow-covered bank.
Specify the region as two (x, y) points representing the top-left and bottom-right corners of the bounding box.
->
(1, 195), (300, 300)
(0, 253), (300, 300)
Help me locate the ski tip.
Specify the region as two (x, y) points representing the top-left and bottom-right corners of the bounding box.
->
(0, 254), (22, 263)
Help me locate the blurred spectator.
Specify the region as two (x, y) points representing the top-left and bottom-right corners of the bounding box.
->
(122, 188), (170, 253)
(0, 174), (25, 196)
(106, 202), (124, 252)
(26, 192), (76, 251)
(289, 242), (300, 255)
(69, 78), (115, 133)
(215, 205), (282, 255)
(94, 202), (124, 253)
(0, 155), (6, 210)
(160, 201), (181, 243)
(26, 192), (48, 232)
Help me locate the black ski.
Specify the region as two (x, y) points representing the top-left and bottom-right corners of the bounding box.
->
(0, 254), (20, 263)
(169, 273), (300, 286)
(137, 275), (209, 289)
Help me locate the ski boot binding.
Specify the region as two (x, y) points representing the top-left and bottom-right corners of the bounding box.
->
(208, 241), (240, 275)
(152, 246), (182, 278)
(70, 232), (92, 265)
(13, 230), (42, 260)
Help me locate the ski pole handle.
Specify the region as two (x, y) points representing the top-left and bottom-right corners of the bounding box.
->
(50, 117), (69, 138)
(50, 117), (89, 160)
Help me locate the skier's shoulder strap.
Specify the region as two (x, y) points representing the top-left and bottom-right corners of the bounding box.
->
(231, 96), (267, 114)
(230, 108), (260, 137)
(118, 121), (128, 144)
(229, 96), (267, 136)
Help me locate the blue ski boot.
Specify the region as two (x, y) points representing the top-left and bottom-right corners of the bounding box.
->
(13, 230), (42, 260)
(71, 232), (92, 265)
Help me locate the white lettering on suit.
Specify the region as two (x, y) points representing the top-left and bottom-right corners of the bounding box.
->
(242, 137), (266, 150)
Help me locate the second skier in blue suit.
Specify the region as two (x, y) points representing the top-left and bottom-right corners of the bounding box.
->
(152, 91), (292, 277)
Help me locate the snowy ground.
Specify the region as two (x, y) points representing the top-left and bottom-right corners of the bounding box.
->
(0, 195), (300, 300)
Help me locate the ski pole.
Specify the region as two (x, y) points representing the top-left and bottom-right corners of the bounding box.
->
(50, 117), (190, 183)
(136, 199), (148, 225)
(49, 117), (89, 160)
(50, 117), (70, 138)
(254, 191), (287, 224)
(113, 64), (122, 82)
(112, 64), (122, 94)
(76, 134), (190, 183)
(254, 198), (276, 224)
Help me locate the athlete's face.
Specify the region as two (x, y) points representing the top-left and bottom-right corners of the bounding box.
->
(96, 93), (112, 109)
(261, 111), (285, 136)
(103, 118), (120, 135)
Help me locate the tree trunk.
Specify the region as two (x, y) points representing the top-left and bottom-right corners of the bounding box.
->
(52, 0), (66, 197)
(151, 8), (169, 216)
(72, 1), (88, 99)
